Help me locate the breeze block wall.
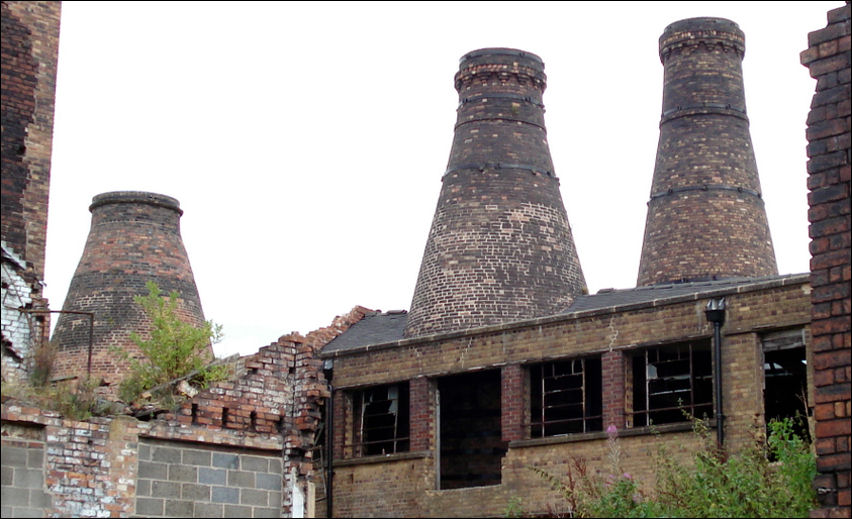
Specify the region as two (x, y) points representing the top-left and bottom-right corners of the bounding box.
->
(135, 439), (283, 518)
(0, 422), (52, 517)
(801, 3), (851, 516)
(324, 277), (812, 517)
(637, 17), (778, 286)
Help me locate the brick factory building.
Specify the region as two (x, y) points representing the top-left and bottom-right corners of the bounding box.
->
(1, 2), (849, 518)
(318, 12), (848, 516)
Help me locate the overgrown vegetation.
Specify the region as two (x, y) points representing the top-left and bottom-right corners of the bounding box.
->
(509, 416), (817, 518)
(1, 281), (229, 420)
(0, 338), (103, 421)
(113, 281), (229, 406)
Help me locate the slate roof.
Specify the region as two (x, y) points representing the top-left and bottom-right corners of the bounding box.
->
(563, 275), (804, 313)
(322, 310), (409, 354)
(321, 274), (808, 355)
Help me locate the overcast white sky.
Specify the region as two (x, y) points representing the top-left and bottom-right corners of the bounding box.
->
(44, 1), (840, 357)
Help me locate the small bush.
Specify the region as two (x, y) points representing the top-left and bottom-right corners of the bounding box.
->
(530, 417), (817, 518)
(114, 281), (227, 405)
(28, 338), (58, 387)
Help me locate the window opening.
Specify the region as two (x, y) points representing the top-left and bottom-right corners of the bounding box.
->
(630, 340), (712, 427)
(351, 383), (410, 457)
(762, 328), (810, 443)
(530, 357), (602, 437)
(438, 370), (506, 489)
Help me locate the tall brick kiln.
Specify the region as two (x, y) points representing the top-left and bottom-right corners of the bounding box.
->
(404, 48), (587, 337)
(637, 17), (778, 286)
(51, 191), (211, 391)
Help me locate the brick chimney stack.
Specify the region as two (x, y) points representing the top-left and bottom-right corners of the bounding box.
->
(51, 191), (211, 392)
(637, 18), (778, 286)
(404, 48), (587, 338)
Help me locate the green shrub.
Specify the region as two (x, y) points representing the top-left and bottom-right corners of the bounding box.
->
(2, 376), (101, 421)
(113, 281), (227, 404)
(28, 338), (58, 387)
(529, 417), (817, 518)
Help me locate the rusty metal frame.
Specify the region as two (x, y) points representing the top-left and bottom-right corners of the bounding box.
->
(629, 341), (713, 426)
(348, 383), (410, 457)
(20, 309), (94, 377)
(530, 357), (603, 437)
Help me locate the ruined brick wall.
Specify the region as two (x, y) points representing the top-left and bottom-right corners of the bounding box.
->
(405, 48), (586, 338)
(637, 17), (778, 286)
(801, 3), (852, 516)
(325, 278), (811, 517)
(1, 406), (139, 517)
(0, 403), (286, 518)
(50, 192), (210, 394)
(1, 0), (60, 384)
(0, 319), (344, 518)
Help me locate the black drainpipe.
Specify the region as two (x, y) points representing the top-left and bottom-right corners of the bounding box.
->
(705, 298), (726, 447)
(323, 359), (334, 517)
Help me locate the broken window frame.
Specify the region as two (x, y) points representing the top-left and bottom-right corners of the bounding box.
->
(761, 327), (810, 444)
(528, 356), (603, 438)
(349, 382), (410, 457)
(629, 340), (713, 427)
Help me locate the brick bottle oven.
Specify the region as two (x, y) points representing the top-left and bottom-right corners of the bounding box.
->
(637, 18), (778, 286)
(404, 48), (587, 337)
(51, 191), (210, 393)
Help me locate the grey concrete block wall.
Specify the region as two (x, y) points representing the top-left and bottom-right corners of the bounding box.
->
(1, 439), (51, 518)
(136, 439), (282, 518)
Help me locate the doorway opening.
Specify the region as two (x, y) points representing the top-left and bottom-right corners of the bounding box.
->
(437, 370), (506, 489)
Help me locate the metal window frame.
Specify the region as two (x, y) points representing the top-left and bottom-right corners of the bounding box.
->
(630, 341), (713, 426)
(529, 357), (602, 437)
(348, 383), (410, 457)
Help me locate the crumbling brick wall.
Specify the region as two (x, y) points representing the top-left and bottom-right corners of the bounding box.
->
(801, 2), (852, 516)
(0, 305), (366, 518)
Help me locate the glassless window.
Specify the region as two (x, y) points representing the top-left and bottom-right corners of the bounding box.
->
(530, 357), (602, 437)
(631, 341), (712, 427)
(352, 383), (410, 456)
